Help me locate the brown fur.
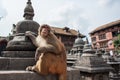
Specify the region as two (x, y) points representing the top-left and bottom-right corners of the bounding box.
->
(26, 24), (67, 80)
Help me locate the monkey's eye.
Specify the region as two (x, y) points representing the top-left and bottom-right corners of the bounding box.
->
(42, 26), (50, 29)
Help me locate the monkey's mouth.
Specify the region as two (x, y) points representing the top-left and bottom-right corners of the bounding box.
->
(42, 32), (48, 34)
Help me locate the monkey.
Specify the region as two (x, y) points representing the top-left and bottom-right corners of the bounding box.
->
(25, 24), (67, 80)
(25, 24), (64, 61)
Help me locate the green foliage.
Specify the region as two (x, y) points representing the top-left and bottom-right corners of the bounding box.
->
(114, 39), (120, 48)
(113, 34), (120, 53)
(118, 34), (120, 40)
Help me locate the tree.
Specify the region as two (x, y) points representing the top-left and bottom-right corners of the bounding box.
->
(113, 34), (120, 53)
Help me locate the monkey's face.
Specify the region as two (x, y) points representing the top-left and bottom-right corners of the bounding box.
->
(40, 28), (49, 37)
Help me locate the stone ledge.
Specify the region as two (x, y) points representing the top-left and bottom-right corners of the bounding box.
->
(0, 70), (57, 80)
(2, 51), (35, 58)
(0, 57), (78, 70)
(0, 68), (80, 80)
(0, 57), (35, 70)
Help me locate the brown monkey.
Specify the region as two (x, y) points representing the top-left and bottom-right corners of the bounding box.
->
(26, 24), (67, 80)
(26, 24), (64, 61)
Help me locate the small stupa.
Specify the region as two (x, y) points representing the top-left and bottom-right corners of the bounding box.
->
(2, 0), (40, 57)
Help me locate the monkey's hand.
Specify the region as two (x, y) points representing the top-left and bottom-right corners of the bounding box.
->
(35, 47), (46, 61)
(25, 31), (38, 47)
(26, 31), (37, 37)
(25, 31), (33, 37)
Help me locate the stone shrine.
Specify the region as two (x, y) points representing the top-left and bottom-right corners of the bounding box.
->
(67, 31), (85, 66)
(2, 0), (39, 57)
(73, 42), (113, 80)
(69, 31), (85, 56)
(0, 0), (39, 71)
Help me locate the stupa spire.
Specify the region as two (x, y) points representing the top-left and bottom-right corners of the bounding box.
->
(23, 0), (34, 20)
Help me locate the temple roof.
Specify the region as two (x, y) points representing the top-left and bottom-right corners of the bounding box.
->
(90, 20), (120, 34)
(51, 27), (85, 37)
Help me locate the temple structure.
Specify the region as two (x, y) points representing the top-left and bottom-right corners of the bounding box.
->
(89, 20), (120, 52)
(51, 27), (85, 51)
(2, 0), (40, 57)
(69, 31), (85, 56)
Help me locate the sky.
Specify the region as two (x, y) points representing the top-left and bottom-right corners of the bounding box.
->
(0, 0), (120, 40)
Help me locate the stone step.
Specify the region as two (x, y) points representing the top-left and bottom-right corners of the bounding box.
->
(67, 61), (75, 67)
(0, 70), (57, 80)
(0, 57), (35, 70)
(0, 56), (76, 70)
(67, 57), (77, 66)
(2, 51), (35, 58)
(0, 68), (80, 80)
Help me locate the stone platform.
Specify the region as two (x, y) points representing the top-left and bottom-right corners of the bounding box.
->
(0, 57), (35, 70)
(0, 71), (58, 80)
(0, 56), (77, 70)
(2, 51), (35, 58)
(0, 56), (80, 80)
(0, 68), (80, 80)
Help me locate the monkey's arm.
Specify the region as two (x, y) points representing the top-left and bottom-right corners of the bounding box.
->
(35, 45), (60, 61)
(25, 31), (39, 47)
(36, 45), (60, 55)
(45, 44), (61, 54)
